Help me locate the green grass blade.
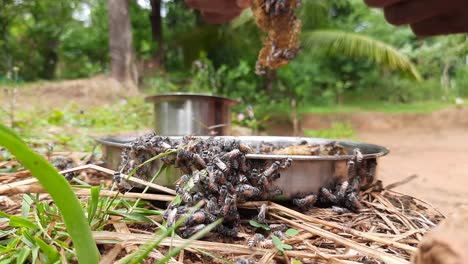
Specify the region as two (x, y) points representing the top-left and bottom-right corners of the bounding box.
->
(88, 186), (101, 225)
(20, 195), (33, 219)
(9, 216), (38, 230)
(15, 247), (31, 264)
(34, 237), (60, 264)
(0, 124), (99, 263)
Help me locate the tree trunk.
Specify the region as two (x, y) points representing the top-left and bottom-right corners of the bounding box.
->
(291, 98), (299, 136)
(108, 0), (138, 94)
(441, 60), (451, 100)
(41, 41), (59, 80)
(263, 70), (277, 92)
(149, 0), (164, 68)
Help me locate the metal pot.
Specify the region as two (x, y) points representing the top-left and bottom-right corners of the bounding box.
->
(145, 93), (239, 136)
(96, 136), (389, 199)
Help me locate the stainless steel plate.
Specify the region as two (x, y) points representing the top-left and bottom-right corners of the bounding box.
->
(95, 136), (389, 199)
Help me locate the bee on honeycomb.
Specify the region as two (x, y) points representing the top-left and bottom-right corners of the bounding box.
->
(250, 0), (302, 74)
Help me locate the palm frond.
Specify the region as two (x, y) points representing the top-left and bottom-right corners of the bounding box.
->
(302, 30), (423, 82)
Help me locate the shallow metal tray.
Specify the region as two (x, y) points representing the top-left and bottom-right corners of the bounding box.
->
(95, 136), (389, 199)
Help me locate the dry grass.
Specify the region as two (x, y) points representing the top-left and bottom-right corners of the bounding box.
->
(0, 154), (444, 264)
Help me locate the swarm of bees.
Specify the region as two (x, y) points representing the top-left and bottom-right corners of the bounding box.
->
(119, 133), (292, 238)
(250, 0), (302, 74)
(119, 133), (373, 237)
(293, 149), (377, 212)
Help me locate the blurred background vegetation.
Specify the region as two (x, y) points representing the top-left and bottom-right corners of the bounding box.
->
(0, 0), (467, 145)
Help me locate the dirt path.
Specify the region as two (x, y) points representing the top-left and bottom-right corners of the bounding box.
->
(299, 108), (468, 215)
(359, 129), (468, 215)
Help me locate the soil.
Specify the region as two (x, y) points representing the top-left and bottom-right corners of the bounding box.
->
(299, 108), (468, 215)
(1, 75), (133, 110)
(1, 78), (466, 215)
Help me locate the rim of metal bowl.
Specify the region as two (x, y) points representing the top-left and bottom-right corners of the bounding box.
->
(95, 136), (389, 161)
(145, 93), (240, 106)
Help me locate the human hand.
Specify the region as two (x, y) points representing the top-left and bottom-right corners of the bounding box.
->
(185, 0), (250, 24)
(364, 0), (468, 36)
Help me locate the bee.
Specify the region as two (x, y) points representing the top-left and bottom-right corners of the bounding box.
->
(280, 158), (293, 169)
(218, 185), (228, 205)
(226, 204), (240, 223)
(353, 148), (364, 169)
(230, 159), (240, 171)
(215, 170), (226, 184)
(247, 168), (260, 185)
(192, 153), (206, 169)
(192, 170), (201, 186)
(223, 149), (241, 160)
(293, 194), (317, 209)
(262, 161), (280, 179)
(175, 174), (190, 194)
(349, 175), (362, 193)
(272, 230), (286, 240)
(236, 184), (261, 200)
(217, 225), (238, 237)
(113, 172), (132, 193)
(192, 192), (205, 205)
(207, 179), (220, 194)
(269, 223), (288, 232)
(258, 238), (274, 248)
(336, 180), (349, 202)
(331, 206), (351, 214)
(185, 210), (206, 226)
(222, 194), (236, 216)
(158, 141), (172, 151)
(345, 192), (363, 212)
(204, 212), (218, 224)
(239, 155), (249, 172)
(247, 233), (265, 248)
(181, 191), (193, 204)
(225, 182), (236, 194)
(180, 224), (206, 238)
(205, 196), (219, 214)
(164, 207), (178, 228)
(347, 160), (356, 179)
(175, 151), (192, 174)
(258, 175), (270, 190)
(214, 157), (230, 175)
(239, 174), (248, 184)
(319, 187), (338, 205)
(235, 258), (249, 264)
(257, 204), (268, 223)
(239, 143), (252, 153)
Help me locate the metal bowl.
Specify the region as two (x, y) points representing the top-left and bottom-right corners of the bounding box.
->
(145, 93), (239, 136)
(96, 136), (389, 199)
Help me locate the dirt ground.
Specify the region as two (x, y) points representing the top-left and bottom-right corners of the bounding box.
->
(301, 109), (468, 216)
(2, 78), (466, 215)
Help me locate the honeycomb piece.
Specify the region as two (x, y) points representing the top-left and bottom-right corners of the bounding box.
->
(250, 0), (302, 74)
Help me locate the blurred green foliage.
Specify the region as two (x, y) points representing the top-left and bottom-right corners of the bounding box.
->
(11, 97), (152, 151)
(303, 122), (356, 140)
